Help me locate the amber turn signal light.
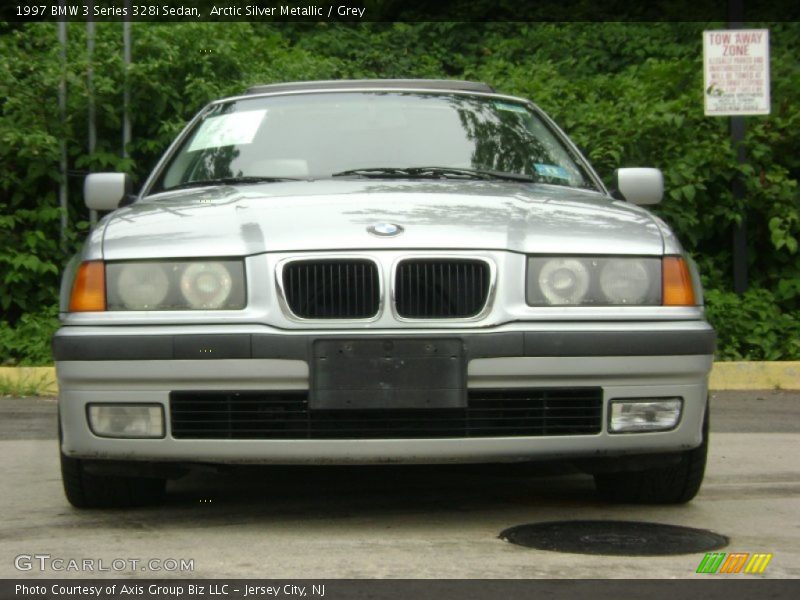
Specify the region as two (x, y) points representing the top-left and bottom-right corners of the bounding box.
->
(662, 257), (696, 306)
(69, 261), (106, 312)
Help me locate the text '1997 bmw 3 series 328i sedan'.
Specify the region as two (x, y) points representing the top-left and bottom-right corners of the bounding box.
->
(54, 80), (715, 508)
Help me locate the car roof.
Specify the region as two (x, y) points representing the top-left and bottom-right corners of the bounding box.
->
(244, 79), (496, 95)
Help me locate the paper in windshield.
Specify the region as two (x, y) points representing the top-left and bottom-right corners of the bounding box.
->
(187, 109), (266, 152)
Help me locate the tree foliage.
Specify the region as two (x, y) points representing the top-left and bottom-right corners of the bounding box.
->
(1, 21), (798, 363)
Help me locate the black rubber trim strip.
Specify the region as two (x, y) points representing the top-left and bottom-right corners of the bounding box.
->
(52, 329), (715, 361)
(523, 330), (717, 357)
(52, 335), (174, 361)
(252, 334), (309, 359)
(174, 334), (251, 359)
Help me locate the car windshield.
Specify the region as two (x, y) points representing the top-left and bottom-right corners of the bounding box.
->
(152, 91), (598, 193)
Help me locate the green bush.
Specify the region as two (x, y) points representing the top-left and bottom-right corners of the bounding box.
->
(0, 305), (60, 366)
(705, 289), (800, 361)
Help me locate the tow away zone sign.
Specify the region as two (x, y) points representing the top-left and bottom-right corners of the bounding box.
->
(703, 29), (770, 116)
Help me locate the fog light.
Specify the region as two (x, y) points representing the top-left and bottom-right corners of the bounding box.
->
(609, 398), (682, 433)
(88, 404), (164, 438)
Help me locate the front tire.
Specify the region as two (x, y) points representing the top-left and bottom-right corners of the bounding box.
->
(60, 452), (166, 509)
(594, 403), (709, 504)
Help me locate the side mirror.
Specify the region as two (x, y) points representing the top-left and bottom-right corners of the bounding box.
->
(84, 173), (133, 211)
(614, 168), (663, 205)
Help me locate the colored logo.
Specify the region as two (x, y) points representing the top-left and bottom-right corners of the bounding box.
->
(696, 552), (773, 574)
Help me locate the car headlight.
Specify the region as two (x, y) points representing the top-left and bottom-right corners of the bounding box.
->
(599, 259), (651, 305)
(537, 258), (590, 305)
(115, 263), (170, 310)
(106, 260), (245, 310)
(527, 257), (661, 306)
(180, 262), (234, 309)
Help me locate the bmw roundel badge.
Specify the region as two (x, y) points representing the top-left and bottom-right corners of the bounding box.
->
(367, 223), (404, 237)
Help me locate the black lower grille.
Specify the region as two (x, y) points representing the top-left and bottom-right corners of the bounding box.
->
(395, 259), (490, 318)
(282, 259), (379, 319)
(170, 388), (602, 439)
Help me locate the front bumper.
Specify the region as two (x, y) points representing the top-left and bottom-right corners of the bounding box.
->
(55, 323), (714, 465)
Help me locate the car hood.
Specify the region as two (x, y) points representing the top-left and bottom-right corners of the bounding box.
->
(100, 180), (665, 260)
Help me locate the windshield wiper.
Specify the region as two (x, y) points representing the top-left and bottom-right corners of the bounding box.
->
(331, 166), (538, 183)
(166, 176), (301, 191)
(420, 166), (539, 182)
(331, 167), (423, 179)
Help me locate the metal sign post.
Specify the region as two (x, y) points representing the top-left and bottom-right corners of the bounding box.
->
(730, 116), (747, 294)
(123, 1), (131, 161)
(57, 4), (68, 251)
(87, 1), (97, 226)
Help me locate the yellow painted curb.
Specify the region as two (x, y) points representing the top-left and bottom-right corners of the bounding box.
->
(1, 362), (799, 397)
(709, 361), (800, 391)
(0, 366), (58, 396)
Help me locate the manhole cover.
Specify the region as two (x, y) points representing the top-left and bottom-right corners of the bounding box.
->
(500, 520), (729, 556)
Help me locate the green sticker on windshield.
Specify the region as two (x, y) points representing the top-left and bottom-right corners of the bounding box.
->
(494, 101), (529, 114)
(534, 163), (571, 180)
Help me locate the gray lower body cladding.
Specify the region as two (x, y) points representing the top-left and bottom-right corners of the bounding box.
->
(55, 325), (714, 465)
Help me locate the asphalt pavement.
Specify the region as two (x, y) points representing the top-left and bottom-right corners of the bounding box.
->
(0, 391), (798, 579)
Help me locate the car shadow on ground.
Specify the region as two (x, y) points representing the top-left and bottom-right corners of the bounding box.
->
(155, 463), (602, 520)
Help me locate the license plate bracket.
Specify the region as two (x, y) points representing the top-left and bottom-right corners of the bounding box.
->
(310, 339), (466, 410)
